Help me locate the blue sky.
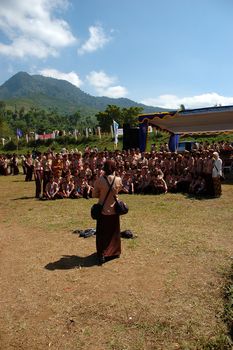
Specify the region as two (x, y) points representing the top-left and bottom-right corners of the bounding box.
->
(0, 0), (233, 109)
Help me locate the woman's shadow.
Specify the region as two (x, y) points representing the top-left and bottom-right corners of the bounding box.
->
(45, 253), (98, 270)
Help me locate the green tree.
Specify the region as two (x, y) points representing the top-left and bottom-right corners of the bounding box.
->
(0, 114), (3, 133)
(96, 111), (110, 132)
(121, 106), (143, 127)
(0, 101), (6, 115)
(0, 102), (13, 138)
(96, 105), (121, 132)
(0, 116), (13, 139)
(67, 111), (82, 130)
(19, 106), (25, 118)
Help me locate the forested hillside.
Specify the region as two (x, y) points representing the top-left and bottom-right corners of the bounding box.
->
(0, 72), (164, 116)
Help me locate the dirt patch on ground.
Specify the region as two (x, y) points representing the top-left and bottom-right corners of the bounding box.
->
(0, 176), (233, 349)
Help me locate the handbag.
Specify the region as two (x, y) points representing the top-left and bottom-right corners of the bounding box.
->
(114, 199), (129, 216)
(91, 203), (103, 220)
(214, 164), (225, 181)
(120, 230), (135, 239)
(91, 177), (115, 220)
(105, 177), (129, 216)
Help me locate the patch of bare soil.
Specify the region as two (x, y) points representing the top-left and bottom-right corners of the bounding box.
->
(0, 176), (233, 350)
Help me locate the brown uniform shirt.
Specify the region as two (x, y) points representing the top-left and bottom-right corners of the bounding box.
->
(93, 174), (122, 215)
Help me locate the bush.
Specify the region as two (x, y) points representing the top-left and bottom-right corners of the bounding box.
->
(56, 136), (77, 145)
(3, 140), (17, 151)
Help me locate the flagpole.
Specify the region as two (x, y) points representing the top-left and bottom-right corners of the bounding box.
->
(113, 120), (119, 149)
(17, 135), (19, 155)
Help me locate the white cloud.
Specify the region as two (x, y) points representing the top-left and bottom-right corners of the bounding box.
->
(39, 68), (83, 87)
(0, 38), (57, 59)
(78, 24), (111, 55)
(86, 70), (116, 88)
(141, 92), (233, 109)
(0, 0), (76, 58)
(86, 70), (128, 98)
(99, 86), (128, 98)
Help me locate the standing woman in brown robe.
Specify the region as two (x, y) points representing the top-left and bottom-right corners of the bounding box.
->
(92, 160), (122, 264)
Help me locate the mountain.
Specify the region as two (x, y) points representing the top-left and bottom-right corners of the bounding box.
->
(0, 72), (166, 115)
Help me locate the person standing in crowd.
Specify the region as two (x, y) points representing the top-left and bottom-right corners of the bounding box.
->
(212, 151), (223, 197)
(92, 160), (122, 265)
(202, 150), (214, 196)
(25, 154), (34, 181)
(42, 152), (52, 195)
(21, 154), (27, 175)
(52, 153), (63, 178)
(11, 154), (19, 175)
(34, 153), (43, 198)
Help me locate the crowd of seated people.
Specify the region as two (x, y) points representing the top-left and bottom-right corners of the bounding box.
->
(31, 141), (232, 199)
(0, 140), (232, 199)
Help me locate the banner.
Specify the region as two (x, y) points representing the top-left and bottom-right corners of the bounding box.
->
(35, 132), (55, 140)
(139, 122), (148, 152)
(168, 134), (180, 152)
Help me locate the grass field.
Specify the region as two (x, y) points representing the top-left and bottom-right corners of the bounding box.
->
(0, 175), (233, 350)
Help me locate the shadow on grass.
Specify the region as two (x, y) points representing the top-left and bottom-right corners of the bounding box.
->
(184, 193), (216, 201)
(44, 253), (98, 270)
(12, 180), (27, 182)
(12, 196), (35, 200)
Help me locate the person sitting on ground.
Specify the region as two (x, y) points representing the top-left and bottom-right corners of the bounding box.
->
(88, 173), (98, 198)
(44, 176), (59, 200)
(152, 170), (168, 194)
(176, 169), (192, 193)
(121, 172), (134, 194)
(195, 175), (206, 195)
(72, 170), (83, 198)
(189, 175), (206, 196)
(60, 173), (75, 198)
(165, 170), (177, 193)
(81, 176), (93, 199)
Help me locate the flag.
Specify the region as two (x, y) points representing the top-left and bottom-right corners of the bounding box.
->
(113, 120), (119, 145)
(16, 128), (23, 138)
